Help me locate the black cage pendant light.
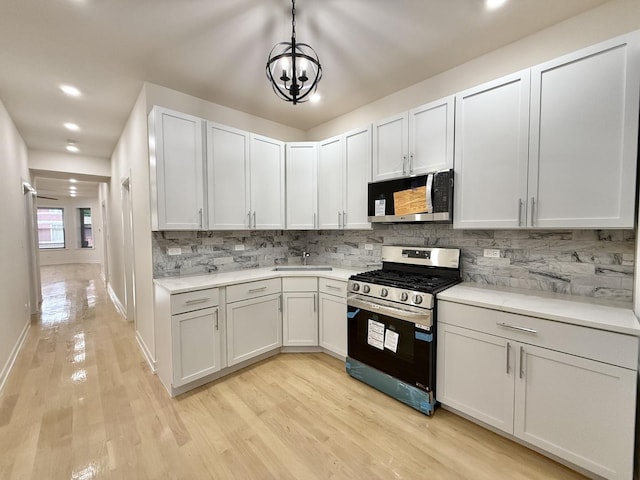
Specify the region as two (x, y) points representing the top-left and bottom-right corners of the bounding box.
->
(266, 0), (322, 105)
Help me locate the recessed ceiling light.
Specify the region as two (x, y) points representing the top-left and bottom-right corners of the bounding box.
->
(69, 186), (77, 191)
(69, 178), (78, 183)
(64, 122), (80, 131)
(60, 84), (82, 97)
(70, 193), (77, 197)
(66, 141), (79, 153)
(485, 0), (507, 10)
(310, 92), (321, 104)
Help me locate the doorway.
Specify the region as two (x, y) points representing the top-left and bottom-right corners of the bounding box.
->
(121, 177), (136, 324)
(22, 181), (41, 313)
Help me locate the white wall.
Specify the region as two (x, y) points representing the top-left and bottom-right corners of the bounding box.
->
(29, 149), (110, 178)
(307, 0), (640, 140)
(0, 98), (32, 392)
(37, 196), (103, 266)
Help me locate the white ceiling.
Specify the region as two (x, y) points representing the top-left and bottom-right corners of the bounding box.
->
(0, 0), (612, 163)
(34, 177), (99, 202)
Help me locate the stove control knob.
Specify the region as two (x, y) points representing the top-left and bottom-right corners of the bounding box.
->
(400, 292), (409, 302)
(363, 285), (371, 294)
(413, 295), (423, 305)
(352, 283), (360, 292)
(380, 288), (389, 297)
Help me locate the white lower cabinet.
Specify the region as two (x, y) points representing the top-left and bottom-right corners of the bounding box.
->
(282, 277), (318, 347)
(437, 301), (637, 480)
(226, 279), (282, 366)
(318, 278), (348, 358)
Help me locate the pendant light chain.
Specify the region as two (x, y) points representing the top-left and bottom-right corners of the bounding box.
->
(292, 0), (296, 40)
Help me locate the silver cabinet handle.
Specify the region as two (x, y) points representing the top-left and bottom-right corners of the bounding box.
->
(402, 155), (407, 176)
(530, 197), (536, 227)
(519, 346), (525, 379)
(496, 322), (537, 334)
(248, 286), (267, 294)
(342, 210), (346, 228)
(185, 298), (209, 305)
(279, 294), (282, 312)
(517, 198), (523, 227)
(313, 293), (317, 312)
(253, 211), (257, 229)
(247, 211), (251, 228)
(409, 153), (414, 174)
(506, 341), (511, 374)
(199, 208), (203, 228)
(326, 285), (342, 291)
(338, 212), (342, 228)
(214, 309), (219, 331)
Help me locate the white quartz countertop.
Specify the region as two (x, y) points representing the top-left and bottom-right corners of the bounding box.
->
(153, 266), (362, 294)
(437, 283), (640, 336)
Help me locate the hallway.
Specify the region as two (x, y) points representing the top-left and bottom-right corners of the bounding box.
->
(0, 264), (586, 479)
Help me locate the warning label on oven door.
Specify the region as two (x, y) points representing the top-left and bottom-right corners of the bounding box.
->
(367, 319), (385, 350)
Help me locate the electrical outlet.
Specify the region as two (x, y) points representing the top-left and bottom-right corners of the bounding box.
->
(364, 244), (373, 250)
(167, 247), (182, 256)
(234, 244), (245, 251)
(483, 248), (501, 258)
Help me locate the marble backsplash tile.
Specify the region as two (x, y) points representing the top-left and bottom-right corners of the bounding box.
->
(152, 224), (635, 303)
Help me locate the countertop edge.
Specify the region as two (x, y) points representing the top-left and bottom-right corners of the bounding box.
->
(437, 283), (640, 337)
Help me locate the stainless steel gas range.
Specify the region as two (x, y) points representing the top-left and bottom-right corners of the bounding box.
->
(346, 245), (461, 415)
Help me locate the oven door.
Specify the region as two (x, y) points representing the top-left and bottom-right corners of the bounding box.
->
(347, 295), (434, 392)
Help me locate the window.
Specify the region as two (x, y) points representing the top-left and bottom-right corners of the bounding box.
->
(79, 208), (93, 248)
(37, 207), (65, 249)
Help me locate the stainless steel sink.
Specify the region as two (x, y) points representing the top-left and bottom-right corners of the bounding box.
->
(272, 265), (333, 271)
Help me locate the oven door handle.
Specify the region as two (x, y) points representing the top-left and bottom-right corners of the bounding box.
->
(347, 296), (431, 325)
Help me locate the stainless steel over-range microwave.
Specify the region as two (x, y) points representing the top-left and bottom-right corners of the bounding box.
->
(367, 169), (453, 223)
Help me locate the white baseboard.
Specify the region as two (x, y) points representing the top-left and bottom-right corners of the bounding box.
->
(136, 331), (156, 373)
(0, 320), (30, 395)
(107, 283), (127, 320)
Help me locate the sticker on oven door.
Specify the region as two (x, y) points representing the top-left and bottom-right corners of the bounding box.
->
(374, 199), (386, 216)
(367, 319), (385, 350)
(415, 323), (431, 331)
(384, 329), (399, 353)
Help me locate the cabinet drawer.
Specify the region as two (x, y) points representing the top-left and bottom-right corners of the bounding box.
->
(439, 300), (638, 369)
(226, 278), (281, 303)
(282, 277), (317, 292)
(171, 288), (219, 315)
(319, 278), (347, 297)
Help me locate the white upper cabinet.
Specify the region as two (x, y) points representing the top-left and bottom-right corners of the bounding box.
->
(249, 134), (285, 229)
(206, 122), (250, 230)
(455, 32), (640, 229)
(149, 107), (206, 231)
(454, 71), (531, 229)
(286, 142), (318, 229)
(528, 33), (640, 228)
(317, 125), (372, 230)
(373, 96), (454, 181)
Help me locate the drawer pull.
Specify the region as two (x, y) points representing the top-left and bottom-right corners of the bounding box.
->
(326, 285), (342, 291)
(496, 322), (537, 334)
(248, 286), (268, 293)
(185, 298), (209, 305)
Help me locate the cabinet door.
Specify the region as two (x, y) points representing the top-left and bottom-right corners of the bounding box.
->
(286, 143), (318, 229)
(282, 292), (318, 346)
(436, 323), (515, 433)
(250, 134), (285, 229)
(226, 293), (282, 366)
(514, 344), (636, 480)
(207, 122), (251, 229)
(528, 33), (640, 228)
(454, 71), (530, 229)
(344, 125), (372, 229)
(408, 96), (454, 175)
(372, 112), (408, 181)
(317, 135), (344, 229)
(171, 307), (221, 387)
(319, 293), (347, 358)
(149, 107), (205, 230)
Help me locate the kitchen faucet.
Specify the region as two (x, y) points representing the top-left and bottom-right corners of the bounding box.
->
(302, 251), (310, 265)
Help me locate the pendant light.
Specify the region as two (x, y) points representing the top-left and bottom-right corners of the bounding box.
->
(266, 0), (322, 105)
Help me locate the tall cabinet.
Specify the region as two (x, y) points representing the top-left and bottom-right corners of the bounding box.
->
(455, 32), (640, 229)
(149, 107), (206, 230)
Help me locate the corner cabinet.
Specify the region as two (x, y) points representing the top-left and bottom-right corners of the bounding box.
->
(318, 125), (372, 230)
(455, 32), (640, 229)
(286, 143), (318, 229)
(155, 286), (222, 395)
(372, 96), (454, 181)
(149, 106), (206, 230)
(282, 277), (318, 347)
(437, 300), (638, 479)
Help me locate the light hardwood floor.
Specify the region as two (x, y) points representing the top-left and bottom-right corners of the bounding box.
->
(0, 264), (587, 479)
